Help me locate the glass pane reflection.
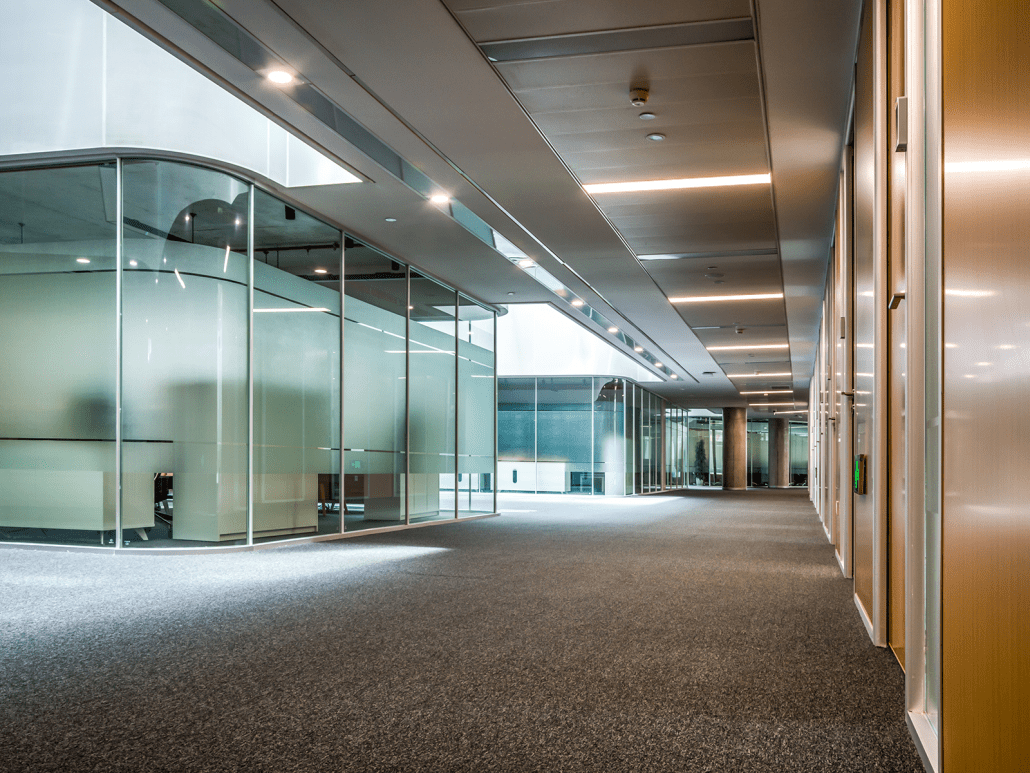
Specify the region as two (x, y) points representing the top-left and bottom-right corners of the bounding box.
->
(252, 188), (341, 543)
(343, 241), (407, 530)
(121, 160), (249, 546)
(0, 164), (117, 547)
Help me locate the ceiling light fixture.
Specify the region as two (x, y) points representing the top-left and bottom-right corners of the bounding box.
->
(634, 346), (644, 353)
(748, 402), (797, 407)
(608, 326), (619, 333)
(669, 292), (783, 303)
(740, 390), (793, 395)
(706, 343), (789, 351)
(729, 372), (792, 379)
(76, 258), (90, 264)
(518, 259), (534, 268)
(585, 173), (771, 195)
(314, 268), (328, 274)
(267, 70), (294, 84)
(430, 194), (450, 204)
(384, 217), (397, 223)
(645, 133), (666, 142)
(255, 307), (331, 313)
(639, 112), (656, 120)
(654, 362), (663, 368)
(671, 374), (678, 379)
(570, 299), (584, 307)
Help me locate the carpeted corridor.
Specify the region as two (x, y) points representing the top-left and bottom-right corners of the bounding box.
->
(0, 489), (924, 772)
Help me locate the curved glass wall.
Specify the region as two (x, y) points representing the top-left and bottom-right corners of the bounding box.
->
(0, 164), (117, 546)
(0, 158), (496, 549)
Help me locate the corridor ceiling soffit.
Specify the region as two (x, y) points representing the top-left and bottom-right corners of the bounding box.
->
(102, 0), (705, 395)
(101, 0), (862, 408)
(208, 0), (735, 403)
(753, 0), (864, 391)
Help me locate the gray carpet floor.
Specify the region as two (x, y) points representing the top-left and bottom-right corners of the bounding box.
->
(0, 489), (925, 772)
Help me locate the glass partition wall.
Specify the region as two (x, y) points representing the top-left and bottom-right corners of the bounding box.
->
(497, 376), (688, 496)
(0, 158), (496, 549)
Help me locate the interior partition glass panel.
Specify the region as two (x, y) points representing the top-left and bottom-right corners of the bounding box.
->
(252, 188), (341, 543)
(0, 164), (116, 547)
(687, 412), (722, 488)
(457, 295), (495, 515)
(536, 377), (592, 494)
(788, 423), (809, 486)
(121, 160), (248, 546)
(342, 240), (407, 530)
(747, 420), (769, 487)
(408, 271), (456, 521)
(497, 377), (536, 494)
(593, 378), (625, 496)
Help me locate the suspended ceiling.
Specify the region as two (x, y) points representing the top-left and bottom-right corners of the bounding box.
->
(94, 0), (862, 414)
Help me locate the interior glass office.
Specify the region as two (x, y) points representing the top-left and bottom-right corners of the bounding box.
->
(686, 413), (723, 487)
(497, 376), (689, 496)
(0, 158), (496, 549)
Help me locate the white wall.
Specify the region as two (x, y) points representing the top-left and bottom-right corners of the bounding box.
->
(0, 0), (359, 189)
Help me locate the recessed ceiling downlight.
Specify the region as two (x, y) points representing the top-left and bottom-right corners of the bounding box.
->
(639, 112), (656, 120)
(267, 70), (294, 84)
(645, 132), (666, 142)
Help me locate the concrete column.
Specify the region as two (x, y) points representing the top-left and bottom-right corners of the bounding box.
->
(768, 418), (791, 488)
(721, 407), (748, 490)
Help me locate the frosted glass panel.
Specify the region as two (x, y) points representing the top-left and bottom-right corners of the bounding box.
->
(458, 296), (495, 514)
(0, 164), (116, 546)
(121, 160), (249, 546)
(343, 242), (408, 530)
(252, 188), (341, 543)
(409, 272), (456, 521)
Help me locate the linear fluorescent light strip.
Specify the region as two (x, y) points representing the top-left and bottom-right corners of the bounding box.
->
(670, 293), (783, 304)
(728, 372), (792, 379)
(255, 307), (330, 313)
(739, 390), (792, 395)
(584, 173), (771, 194)
(706, 343), (789, 351)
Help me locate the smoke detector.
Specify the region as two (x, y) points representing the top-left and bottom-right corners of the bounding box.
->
(630, 86), (649, 106)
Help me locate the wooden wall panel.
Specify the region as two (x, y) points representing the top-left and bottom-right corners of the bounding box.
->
(941, 0), (1030, 768)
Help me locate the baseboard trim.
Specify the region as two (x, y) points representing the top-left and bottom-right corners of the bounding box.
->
(854, 593), (878, 644)
(906, 711), (939, 773)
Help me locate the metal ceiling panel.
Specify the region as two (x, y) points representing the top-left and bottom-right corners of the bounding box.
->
(495, 40), (758, 92)
(480, 18), (753, 62)
(448, 0), (752, 42)
(513, 72), (760, 113)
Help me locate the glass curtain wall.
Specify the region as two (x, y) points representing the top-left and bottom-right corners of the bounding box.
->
(0, 164), (117, 547)
(457, 296), (496, 514)
(0, 158), (496, 549)
(342, 242), (407, 530)
(687, 412), (723, 487)
(497, 376), (678, 496)
(120, 160), (250, 546)
(747, 420), (770, 487)
(665, 407), (686, 489)
(408, 271), (456, 522)
(788, 423), (809, 486)
(251, 188), (342, 543)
